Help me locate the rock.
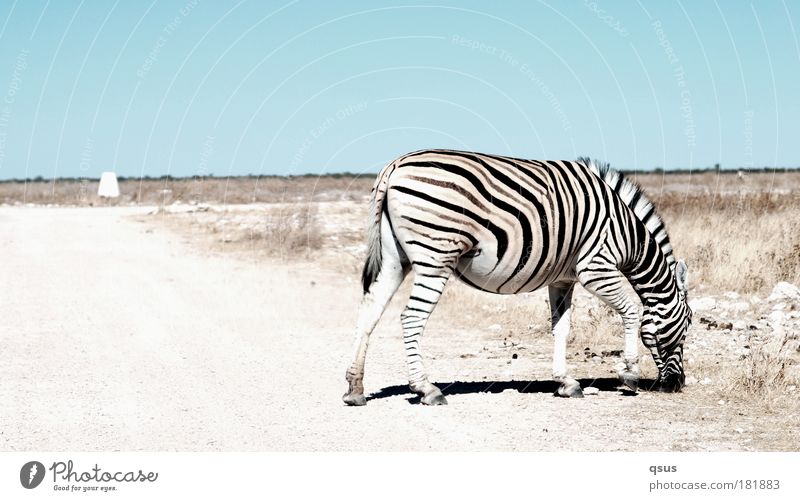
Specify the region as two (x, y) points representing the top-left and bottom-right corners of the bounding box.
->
(724, 291), (740, 300)
(773, 302), (786, 311)
(718, 399), (726, 405)
(584, 386), (599, 395)
(689, 297), (716, 311)
(718, 321), (733, 330)
(768, 311), (784, 327)
(487, 324), (502, 332)
(700, 377), (712, 386)
(729, 302), (750, 312)
(732, 320), (748, 331)
(699, 316), (718, 329)
(684, 376), (698, 386)
(768, 282), (800, 302)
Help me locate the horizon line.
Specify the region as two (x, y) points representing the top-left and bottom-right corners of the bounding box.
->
(2, 164), (800, 183)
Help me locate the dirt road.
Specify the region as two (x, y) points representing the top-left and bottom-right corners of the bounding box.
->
(1, 207), (793, 451)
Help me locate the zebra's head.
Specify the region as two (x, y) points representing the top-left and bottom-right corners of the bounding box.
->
(642, 259), (692, 392)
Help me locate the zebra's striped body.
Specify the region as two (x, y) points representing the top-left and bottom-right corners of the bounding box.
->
(344, 149), (692, 406)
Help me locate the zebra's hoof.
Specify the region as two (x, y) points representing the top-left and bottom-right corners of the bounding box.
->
(619, 372), (639, 393)
(421, 391), (448, 406)
(342, 392), (367, 406)
(655, 372), (685, 393)
(555, 380), (584, 398)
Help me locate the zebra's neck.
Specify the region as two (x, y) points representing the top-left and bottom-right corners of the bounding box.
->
(629, 247), (677, 302)
(579, 157), (675, 268)
(628, 242), (687, 376)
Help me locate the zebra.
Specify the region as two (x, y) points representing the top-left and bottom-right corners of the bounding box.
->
(343, 149), (692, 406)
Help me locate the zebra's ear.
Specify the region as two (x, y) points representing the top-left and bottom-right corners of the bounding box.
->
(676, 259), (688, 292)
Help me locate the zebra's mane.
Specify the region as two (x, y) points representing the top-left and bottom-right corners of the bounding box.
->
(577, 157), (675, 267)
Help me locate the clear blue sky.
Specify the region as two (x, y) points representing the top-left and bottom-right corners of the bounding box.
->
(0, 0), (797, 179)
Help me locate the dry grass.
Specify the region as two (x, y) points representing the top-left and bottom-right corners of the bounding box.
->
(0, 175), (373, 206)
(655, 192), (800, 293)
(627, 169), (800, 196)
(726, 331), (799, 409)
(435, 281), (549, 333)
(161, 202), (324, 260)
(569, 298), (623, 352)
(259, 203), (323, 259)
(733, 332), (791, 392)
(684, 324), (800, 412)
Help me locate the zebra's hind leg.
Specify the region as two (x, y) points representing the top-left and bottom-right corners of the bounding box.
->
(402, 261), (457, 406)
(343, 254), (408, 406)
(576, 261), (641, 393)
(548, 283), (583, 398)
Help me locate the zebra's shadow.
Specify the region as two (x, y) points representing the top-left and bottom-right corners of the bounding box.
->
(367, 377), (662, 403)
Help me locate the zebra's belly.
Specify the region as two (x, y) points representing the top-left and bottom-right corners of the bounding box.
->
(455, 246), (570, 294)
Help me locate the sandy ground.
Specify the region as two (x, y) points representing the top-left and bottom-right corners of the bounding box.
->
(1, 206), (797, 451)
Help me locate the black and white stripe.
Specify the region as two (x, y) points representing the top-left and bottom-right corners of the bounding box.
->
(344, 149), (692, 406)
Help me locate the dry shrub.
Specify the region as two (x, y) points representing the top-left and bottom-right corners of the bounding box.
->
(727, 332), (798, 408)
(259, 203), (322, 259)
(774, 242), (800, 284)
(569, 300), (623, 352)
(193, 203), (323, 259)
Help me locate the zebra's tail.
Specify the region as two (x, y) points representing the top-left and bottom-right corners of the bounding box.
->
(361, 162), (397, 294)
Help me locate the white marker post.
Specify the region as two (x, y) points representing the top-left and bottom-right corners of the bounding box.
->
(98, 171), (120, 198)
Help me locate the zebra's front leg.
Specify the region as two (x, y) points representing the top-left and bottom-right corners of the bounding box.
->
(618, 304), (641, 392)
(402, 264), (453, 405)
(576, 260), (641, 393)
(548, 284), (583, 398)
